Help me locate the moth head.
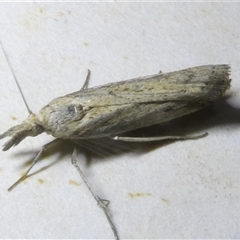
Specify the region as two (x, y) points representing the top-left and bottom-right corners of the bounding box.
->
(0, 114), (44, 151)
(37, 100), (85, 138)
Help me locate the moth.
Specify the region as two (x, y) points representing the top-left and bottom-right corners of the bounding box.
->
(0, 65), (231, 150)
(0, 63), (231, 240)
(0, 63), (231, 189)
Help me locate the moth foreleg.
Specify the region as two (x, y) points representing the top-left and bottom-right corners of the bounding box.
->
(8, 139), (61, 191)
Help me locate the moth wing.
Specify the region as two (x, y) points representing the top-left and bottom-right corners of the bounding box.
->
(74, 65), (230, 107)
(66, 65), (230, 138)
(74, 100), (203, 138)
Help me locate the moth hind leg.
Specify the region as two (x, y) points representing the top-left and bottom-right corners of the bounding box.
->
(111, 132), (208, 142)
(71, 147), (119, 240)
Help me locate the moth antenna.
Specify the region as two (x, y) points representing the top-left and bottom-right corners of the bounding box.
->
(0, 41), (32, 115)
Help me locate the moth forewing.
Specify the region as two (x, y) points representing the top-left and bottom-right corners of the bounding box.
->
(75, 64), (230, 104)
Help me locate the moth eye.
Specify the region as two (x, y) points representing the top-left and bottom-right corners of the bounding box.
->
(68, 105), (76, 114)
(36, 124), (44, 133)
(67, 105), (83, 115)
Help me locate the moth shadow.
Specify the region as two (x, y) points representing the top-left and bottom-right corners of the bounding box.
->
(76, 98), (240, 164)
(11, 98), (240, 178)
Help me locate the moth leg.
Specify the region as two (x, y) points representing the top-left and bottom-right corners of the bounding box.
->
(80, 69), (91, 91)
(111, 132), (208, 142)
(8, 139), (61, 191)
(71, 147), (119, 240)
